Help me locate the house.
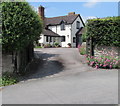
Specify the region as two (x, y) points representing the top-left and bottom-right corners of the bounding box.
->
(38, 6), (85, 48)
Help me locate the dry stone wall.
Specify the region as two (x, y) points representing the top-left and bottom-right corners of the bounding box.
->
(94, 46), (120, 58)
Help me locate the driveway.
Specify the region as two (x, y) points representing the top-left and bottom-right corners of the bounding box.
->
(2, 48), (118, 104)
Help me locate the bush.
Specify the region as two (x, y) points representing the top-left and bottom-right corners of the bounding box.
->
(2, 2), (42, 52)
(82, 27), (87, 42)
(82, 32), (87, 42)
(78, 45), (86, 55)
(44, 44), (52, 48)
(86, 17), (120, 47)
(54, 42), (59, 47)
(86, 55), (120, 69)
(0, 72), (18, 87)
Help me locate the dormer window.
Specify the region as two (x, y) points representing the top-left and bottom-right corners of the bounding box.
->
(76, 21), (80, 29)
(61, 21), (65, 30)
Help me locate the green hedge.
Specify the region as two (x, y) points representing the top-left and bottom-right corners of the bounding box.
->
(86, 17), (120, 47)
(2, 2), (42, 52)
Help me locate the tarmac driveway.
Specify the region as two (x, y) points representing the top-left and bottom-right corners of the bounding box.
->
(2, 48), (118, 104)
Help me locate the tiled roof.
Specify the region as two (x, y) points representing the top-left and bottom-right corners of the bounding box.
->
(43, 29), (60, 37)
(45, 14), (80, 26)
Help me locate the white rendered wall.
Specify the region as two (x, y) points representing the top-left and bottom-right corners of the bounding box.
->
(56, 24), (71, 47)
(48, 24), (72, 47)
(48, 26), (57, 33)
(39, 16), (84, 48)
(38, 34), (44, 43)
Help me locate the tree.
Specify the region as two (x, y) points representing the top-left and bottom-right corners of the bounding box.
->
(2, 2), (42, 52)
(2, 2), (43, 73)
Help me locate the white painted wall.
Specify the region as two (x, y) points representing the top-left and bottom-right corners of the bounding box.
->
(56, 24), (71, 47)
(48, 26), (57, 33)
(48, 24), (72, 47)
(39, 16), (84, 48)
(39, 34), (44, 44)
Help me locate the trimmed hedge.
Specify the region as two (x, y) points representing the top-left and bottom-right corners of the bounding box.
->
(86, 17), (120, 47)
(2, 2), (42, 52)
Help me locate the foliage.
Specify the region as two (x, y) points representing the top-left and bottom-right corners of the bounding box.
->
(82, 32), (87, 42)
(0, 72), (18, 87)
(44, 44), (52, 48)
(2, 2), (42, 52)
(82, 27), (87, 42)
(54, 42), (59, 47)
(0, 4), (2, 45)
(54, 42), (61, 47)
(86, 17), (120, 47)
(86, 55), (120, 69)
(78, 45), (86, 55)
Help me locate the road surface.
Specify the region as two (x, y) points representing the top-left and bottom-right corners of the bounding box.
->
(2, 48), (118, 104)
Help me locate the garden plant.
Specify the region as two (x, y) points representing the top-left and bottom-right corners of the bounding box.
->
(86, 55), (120, 69)
(84, 16), (120, 69)
(1, 2), (42, 86)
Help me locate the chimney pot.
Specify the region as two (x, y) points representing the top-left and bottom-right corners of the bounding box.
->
(68, 12), (75, 15)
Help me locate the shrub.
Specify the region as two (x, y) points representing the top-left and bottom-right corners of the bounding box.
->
(2, 2), (42, 52)
(82, 27), (87, 42)
(54, 42), (59, 47)
(0, 72), (18, 87)
(86, 55), (120, 69)
(86, 17), (120, 47)
(44, 44), (52, 48)
(82, 33), (87, 42)
(78, 45), (86, 55)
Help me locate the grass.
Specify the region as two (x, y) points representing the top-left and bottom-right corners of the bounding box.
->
(0, 72), (19, 87)
(34, 46), (42, 48)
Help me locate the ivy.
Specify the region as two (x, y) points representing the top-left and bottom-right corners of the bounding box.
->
(86, 17), (120, 47)
(2, 2), (43, 52)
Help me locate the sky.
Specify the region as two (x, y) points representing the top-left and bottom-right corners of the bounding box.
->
(28, 2), (119, 22)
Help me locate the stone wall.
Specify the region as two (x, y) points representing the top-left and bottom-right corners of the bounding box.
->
(94, 45), (120, 58)
(2, 54), (14, 73)
(0, 51), (2, 76)
(2, 44), (34, 74)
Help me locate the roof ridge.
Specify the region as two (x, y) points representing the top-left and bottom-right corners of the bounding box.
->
(46, 14), (79, 19)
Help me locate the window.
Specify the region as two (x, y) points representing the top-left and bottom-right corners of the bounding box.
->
(46, 36), (49, 42)
(61, 36), (65, 42)
(73, 37), (76, 43)
(61, 22), (65, 30)
(76, 21), (80, 29)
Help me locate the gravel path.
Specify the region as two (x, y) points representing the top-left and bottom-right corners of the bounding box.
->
(2, 48), (118, 104)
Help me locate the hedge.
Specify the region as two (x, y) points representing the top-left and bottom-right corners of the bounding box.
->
(2, 2), (43, 52)
(86, 17), (120, 47)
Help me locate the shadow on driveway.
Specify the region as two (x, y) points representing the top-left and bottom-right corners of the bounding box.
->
(19, 51), (64, 81)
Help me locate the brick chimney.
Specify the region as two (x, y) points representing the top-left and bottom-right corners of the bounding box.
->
(38, 6), (45, 20)
(68, 12), (75, 15)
